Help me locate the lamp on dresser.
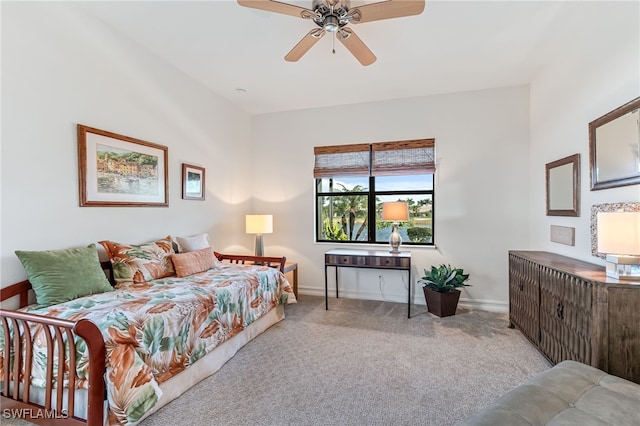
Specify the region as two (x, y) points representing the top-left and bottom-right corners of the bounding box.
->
(381, 201), (409, 253)
(246, 214), (273, 256)
(597, 211), (640, 280)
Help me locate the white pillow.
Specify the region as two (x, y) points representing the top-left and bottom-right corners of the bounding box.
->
(175, 233), (211, 253)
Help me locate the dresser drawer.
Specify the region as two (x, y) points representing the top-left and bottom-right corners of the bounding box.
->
(509, 253), (540, 346)
(539, 267), (593, 365)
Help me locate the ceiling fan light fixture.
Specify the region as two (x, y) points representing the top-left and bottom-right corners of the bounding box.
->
(324, 15), (339, 32)
(237, 0), (425, 66)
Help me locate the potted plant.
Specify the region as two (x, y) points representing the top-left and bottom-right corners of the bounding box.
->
(419, 264), (470, 317)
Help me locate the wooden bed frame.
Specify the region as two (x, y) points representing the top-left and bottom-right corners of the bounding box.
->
(0, 253), (286, 425)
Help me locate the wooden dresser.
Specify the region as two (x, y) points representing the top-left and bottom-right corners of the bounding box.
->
(509, 250), (640, 384)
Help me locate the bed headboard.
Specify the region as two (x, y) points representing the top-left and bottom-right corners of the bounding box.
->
(101, 260), (115, 286)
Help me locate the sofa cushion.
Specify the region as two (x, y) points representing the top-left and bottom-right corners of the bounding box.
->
(460, 360), (640, 426)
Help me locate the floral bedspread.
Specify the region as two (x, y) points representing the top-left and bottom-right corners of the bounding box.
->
(0, 263), (295, 425)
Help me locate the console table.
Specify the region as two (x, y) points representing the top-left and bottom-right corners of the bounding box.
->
(324, 249), (412, 318)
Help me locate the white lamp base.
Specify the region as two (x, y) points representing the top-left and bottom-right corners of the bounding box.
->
(605, 255), (640, 280)
(389, 223), (402, 254)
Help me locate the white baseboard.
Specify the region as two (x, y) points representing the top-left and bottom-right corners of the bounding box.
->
(458, 298), (508, 312)
(298, 286), (508, 313)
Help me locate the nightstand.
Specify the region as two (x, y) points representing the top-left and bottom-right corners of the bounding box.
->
(283, 262), (298, 298)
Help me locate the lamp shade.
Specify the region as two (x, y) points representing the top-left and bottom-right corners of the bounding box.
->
(245, 215), (273, 234)
(381, 202), (409, 222)
(597, 212), (640, 255)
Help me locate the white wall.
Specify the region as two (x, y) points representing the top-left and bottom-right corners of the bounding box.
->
(254, 0), (640, 308)
(529, 2), (640, 263)
(3, 2), (637, 313)
(250, 86), (531, 310)
(1, 2), (254, 287)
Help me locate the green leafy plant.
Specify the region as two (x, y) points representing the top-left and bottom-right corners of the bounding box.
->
(322, 219), (348, 241)
(419, 264), (470, 293)
(407, 227), (432, 243)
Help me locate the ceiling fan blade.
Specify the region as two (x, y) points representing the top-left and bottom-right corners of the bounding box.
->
(285, 29), (326, 62)
(337, 28), (376, 66)
(349, 0), (425, 24)
(237, 0), (315, 19)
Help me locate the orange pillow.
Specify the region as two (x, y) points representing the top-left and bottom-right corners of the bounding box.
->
(171, 248), (218, 278)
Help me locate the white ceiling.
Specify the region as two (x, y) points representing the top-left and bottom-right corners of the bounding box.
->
(77, 0), (638, 115)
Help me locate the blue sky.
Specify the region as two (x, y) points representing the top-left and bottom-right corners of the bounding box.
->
(322, 175), (433, 192)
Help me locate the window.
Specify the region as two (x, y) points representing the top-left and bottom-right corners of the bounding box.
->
(314, 139), (435, 246)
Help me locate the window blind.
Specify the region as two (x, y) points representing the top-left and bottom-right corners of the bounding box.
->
(313, 139), (435, 178)
(372, 139), (435, 176)
(313, 143), (371, 178)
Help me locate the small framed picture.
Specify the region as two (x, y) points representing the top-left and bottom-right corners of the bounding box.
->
(182, 163), (205, 200)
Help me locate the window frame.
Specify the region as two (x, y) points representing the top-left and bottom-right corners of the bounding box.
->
(315, 174), (435, 246)
(314, 139), (436, 247)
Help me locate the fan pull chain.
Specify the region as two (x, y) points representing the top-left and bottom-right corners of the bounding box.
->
(332, 32), (336, 54)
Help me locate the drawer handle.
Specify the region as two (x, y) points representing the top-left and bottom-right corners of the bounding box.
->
(556, 302), (564, 320)
(518, 282), (524, 291)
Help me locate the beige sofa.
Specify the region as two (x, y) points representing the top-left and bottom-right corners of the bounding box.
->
(460, 360), (640, 425)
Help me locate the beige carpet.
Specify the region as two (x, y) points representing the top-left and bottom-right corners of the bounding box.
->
(139, 295), (550, 426)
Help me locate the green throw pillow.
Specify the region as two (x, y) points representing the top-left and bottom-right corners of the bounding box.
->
(15, 244), (113, 307)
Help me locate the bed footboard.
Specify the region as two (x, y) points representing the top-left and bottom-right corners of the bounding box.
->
(0, 301), (106, 425)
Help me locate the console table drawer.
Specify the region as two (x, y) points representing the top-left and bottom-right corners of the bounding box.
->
(370, 256), (411, 268)
(325, 254), (366, 266)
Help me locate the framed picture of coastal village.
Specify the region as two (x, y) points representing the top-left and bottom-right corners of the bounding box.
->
(77, 124), (169, 207)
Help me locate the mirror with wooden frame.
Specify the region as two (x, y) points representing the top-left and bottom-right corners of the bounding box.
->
(546, 153), (580, 216)
(589, 97), (640, 190)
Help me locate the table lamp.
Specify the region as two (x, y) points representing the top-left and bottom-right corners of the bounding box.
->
(597, 211), (640, 280)
(246, 214), (273, 256)
(381, 202), (409, 253)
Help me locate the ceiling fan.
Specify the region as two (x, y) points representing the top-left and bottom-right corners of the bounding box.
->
(237, 0), (425, 66)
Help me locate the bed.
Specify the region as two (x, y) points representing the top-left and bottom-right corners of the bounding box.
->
(0, 239), (295, 426)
